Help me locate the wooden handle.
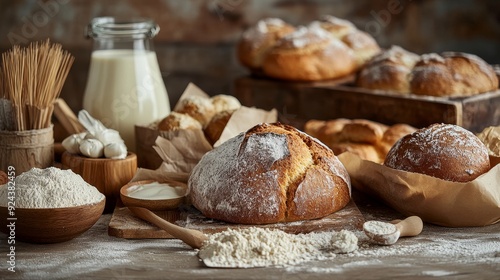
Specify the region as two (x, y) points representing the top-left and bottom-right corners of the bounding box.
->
(128, 207), (208, 249)
(394, 216), (423, 237)
(53, 98), (86, 135)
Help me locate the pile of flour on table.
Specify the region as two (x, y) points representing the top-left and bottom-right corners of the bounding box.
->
(198, 227), (358, 268)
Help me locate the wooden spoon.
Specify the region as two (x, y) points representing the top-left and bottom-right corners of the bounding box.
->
(128, 206), (208, 249)
(363, 216), (423, 245)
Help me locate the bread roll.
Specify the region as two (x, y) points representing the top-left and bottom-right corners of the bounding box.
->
(189, 123), (351, 224)
(338, 119), (388, 144)
(237, 18), (295, 71)
(174, 96), (215, 126)
(356, 46), (420, 94)
(304, 118), (416, 163)
(157, 112), (202, 131)
(331, 143), (381, 163)
(304, 118), (350, 144)
(384, 123), (490, 182)
(204, 110), (234, 145)
(262, 26), (357, 81)
(210, 94), (241, 114)
(410, 52), (498, 97)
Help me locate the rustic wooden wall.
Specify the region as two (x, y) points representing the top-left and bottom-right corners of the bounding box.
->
(0, 0), (499, 116)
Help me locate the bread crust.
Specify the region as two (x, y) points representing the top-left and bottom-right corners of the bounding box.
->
(356, 45), (420, 94)
(410, 52), (499, 97)
(237, 18), (295, 71)
(188, 123), (351, 224)
(262, 27), (356, 81)
(204, 110), (234, 145)
(157, 112), (202, 131)
(384, 123), (490, 182)
(174, 96), (215, 126)
(304, 118), (416, 163)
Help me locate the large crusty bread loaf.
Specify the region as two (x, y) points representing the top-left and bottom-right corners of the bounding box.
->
(384, 123), (490, 182)
(188, 123), (351, 224)
(262, 26), (357, 81)
(410, 52), (498, 97)
(238, 16), (380, 81)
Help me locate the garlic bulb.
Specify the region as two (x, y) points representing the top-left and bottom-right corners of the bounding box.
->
(79, 139), (104, 158)
(104, 142), (128, 159)
(94, 129), (124, 146)
(62, 132), (87, 154)
(62, 110), (129, 159)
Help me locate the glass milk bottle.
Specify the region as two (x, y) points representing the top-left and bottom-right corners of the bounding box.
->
(83, 17), (170, 152)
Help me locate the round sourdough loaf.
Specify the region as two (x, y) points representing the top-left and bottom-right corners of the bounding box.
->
(356, 45), (420, 94)
(188, 123), (351, 224)
(384, 123), (490, 182)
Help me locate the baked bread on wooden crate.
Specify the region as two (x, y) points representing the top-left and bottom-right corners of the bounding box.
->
(356, 45), (420, 94)
(356, 47), (499, 97)
(188, 123), (351, 224)
(238, 16), (380, 81)
(384, 123), (490, 182)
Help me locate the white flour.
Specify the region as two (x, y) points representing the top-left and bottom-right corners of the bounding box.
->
(8, 214), (500, 278)
(0, 167), (104, 208)
(198, 227), (358, 268)
(330, 230), (358, 253)
(363, 221), (397, 235)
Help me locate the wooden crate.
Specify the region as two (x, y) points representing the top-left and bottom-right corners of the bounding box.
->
(233, 76), (500, 133)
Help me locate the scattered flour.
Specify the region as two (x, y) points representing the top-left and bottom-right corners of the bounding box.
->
(198, 227), (358, 268)
(330, 230), (358, 253)
(0, 167), (104, 208)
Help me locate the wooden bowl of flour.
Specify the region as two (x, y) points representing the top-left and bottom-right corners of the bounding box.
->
(0, 198), (105, 243)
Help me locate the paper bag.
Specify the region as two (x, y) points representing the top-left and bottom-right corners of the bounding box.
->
(338, 152), (500, 227)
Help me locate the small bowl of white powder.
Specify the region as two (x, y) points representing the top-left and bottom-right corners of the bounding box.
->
(0, 167), (105, 243)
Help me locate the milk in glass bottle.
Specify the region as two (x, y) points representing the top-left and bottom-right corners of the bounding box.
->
(83, 17), (170, 152)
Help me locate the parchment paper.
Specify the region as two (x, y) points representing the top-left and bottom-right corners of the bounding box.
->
(132, 83), (278, 184)
(338, 152), (500, 227)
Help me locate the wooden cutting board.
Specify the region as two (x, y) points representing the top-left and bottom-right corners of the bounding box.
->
(108, 200), (364, 239)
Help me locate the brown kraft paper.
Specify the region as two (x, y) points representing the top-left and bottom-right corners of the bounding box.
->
(338, 152), (500, 227)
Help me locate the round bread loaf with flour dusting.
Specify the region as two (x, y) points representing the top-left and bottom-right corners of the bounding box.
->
(188, 123), (351, 224)
(384, 123), (490, 182)
(410, 52), (498, 97)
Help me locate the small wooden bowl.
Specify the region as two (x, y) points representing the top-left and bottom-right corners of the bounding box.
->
(62, 151), (137, 212)
(120, 180), (187, 211)
(0, 198), (105, 243)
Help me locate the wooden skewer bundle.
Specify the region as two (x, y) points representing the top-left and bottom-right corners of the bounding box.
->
(0, 39), (74, 131)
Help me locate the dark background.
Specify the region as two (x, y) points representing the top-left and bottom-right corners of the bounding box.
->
(1, 0), (499, 113)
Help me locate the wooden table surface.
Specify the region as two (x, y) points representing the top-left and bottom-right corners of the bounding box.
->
(1, 189), (499, 280)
